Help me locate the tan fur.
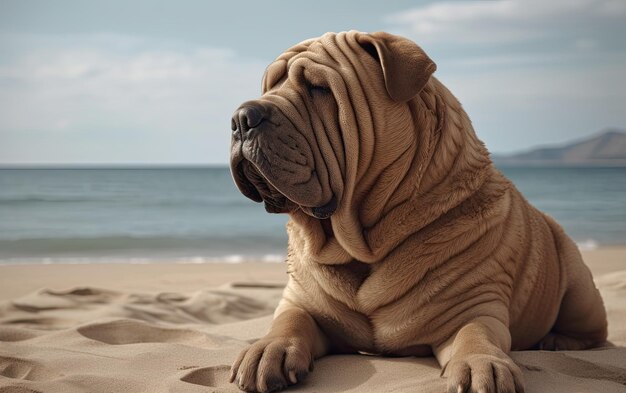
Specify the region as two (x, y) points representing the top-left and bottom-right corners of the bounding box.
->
(229, 31), (608, 393)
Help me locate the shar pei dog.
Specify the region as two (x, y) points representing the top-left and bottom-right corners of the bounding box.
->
(228, 31), (608, 393)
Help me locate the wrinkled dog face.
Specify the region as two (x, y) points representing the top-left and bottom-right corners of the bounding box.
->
(229, 32), (435, 219)
(230, 38), (350, 219)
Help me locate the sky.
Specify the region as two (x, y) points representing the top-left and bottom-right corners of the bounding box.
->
(1, 0), (625, 165)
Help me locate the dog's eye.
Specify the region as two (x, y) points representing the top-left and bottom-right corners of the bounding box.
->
(306, 82), (331, 96)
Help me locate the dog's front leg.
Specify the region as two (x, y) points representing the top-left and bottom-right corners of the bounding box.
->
(434, 316), (525, 393)
(230, 300), (329, 393)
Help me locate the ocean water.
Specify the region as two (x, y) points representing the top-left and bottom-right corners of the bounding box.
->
(0, 166), (624, 264)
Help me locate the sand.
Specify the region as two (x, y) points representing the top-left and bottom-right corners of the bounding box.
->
(0, 248), (625, 392)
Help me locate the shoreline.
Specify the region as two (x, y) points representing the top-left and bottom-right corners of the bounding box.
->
(1, 243), (624, 266)
(0, 254), (287, 266)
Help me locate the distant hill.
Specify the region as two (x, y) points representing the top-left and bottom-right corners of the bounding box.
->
(492, 129), (626, 166)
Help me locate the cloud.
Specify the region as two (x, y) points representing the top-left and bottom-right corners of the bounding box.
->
(386, 0), (626, 46)
(0, 33), (267, 164)
(1, 3), (625, 163)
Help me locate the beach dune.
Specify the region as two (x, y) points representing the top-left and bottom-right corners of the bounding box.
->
(1, 249), (625, 393)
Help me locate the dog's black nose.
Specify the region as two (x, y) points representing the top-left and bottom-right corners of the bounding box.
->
(232, 104), (264, 134)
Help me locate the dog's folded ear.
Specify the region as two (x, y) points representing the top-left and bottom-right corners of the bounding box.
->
(357, 31), (436, 102)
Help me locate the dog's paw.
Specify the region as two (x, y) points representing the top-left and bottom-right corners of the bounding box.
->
(230, 336), (313, 393)
(444, 354), (525, 393)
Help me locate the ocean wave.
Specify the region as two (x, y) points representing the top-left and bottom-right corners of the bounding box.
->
(174, 254), (285, 264)
(0, 195), (253, 208)
(576, 239), (599, 251)
(0, 235), (287, 259)
(1, 233), (616, 264)
(0, 254), (286, 265)
(0, 237), (611, 265)
(0, 196), (108, 204)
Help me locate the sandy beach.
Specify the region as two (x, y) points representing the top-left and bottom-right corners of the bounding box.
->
(1, 248), (625, 392)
